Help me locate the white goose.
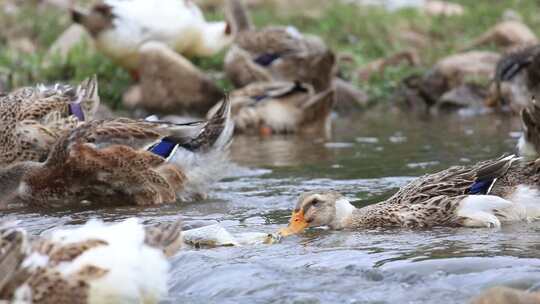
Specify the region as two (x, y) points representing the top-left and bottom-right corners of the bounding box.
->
(72, 0), (233, 75)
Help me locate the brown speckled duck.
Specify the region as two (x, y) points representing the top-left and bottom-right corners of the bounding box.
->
(224, 0), (335, 92)
(207, 81), (334, 136)
(279, 100), (540, 235)
(0, 218), (182, 304)
(0, 99), (233, 209)
(0, 77), (99, 166)
(487, 44), (540, 113)
(122, 41), (224, 116)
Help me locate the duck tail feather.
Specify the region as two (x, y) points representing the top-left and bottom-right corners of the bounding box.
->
(76, 75), (100, 120)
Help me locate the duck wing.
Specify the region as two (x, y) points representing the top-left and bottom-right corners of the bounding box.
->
(388, 155), (519, 206)
(494, 44), (540, 83)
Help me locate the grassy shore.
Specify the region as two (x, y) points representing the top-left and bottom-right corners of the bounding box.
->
(0, 0), (538, 108)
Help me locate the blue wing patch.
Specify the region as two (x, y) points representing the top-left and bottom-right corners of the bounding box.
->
(469, 179), (496, 195)
(149, 138), (177, 159)
(254, 53), (281, 66)
(69, 103), (85, 120)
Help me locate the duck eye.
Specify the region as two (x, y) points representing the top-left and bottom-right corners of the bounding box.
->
(311, 199), (320, 206)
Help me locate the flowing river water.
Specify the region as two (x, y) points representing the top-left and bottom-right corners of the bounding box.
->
(3, 108), (540, 303)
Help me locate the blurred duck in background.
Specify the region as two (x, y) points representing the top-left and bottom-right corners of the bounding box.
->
(224, 0), (336, 92)
(71, 0), (234, 79)
(486, 44), (540, 113)
(208, 81), (334, 137)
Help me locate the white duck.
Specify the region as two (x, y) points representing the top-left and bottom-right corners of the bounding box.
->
(72, 0), (233, 76)
(0, 218), (183, 304)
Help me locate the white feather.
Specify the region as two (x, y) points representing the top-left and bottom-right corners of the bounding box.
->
(37, 218), (169, 304)
(457, 195), (520, 228)
(170, 147), (232, 201)
(330, 198), (355, 229)
(509, 185), (540, 220)
(96, 0), (233, 69)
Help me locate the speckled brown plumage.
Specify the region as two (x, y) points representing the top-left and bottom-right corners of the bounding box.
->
(0, 218), (181, 303)
(0, 98), (232, 209)
(144, 218), (183, 257)
(287, 155), (540, 231)
(350, 156), (528, 228)
(207, 82), (334, 135)
(521, 97), (540, 156)
(0, 76), (99, 166)
(12, 119), (188, 208)
(225, 0), (335, 92)
(488, 44), (540, 111)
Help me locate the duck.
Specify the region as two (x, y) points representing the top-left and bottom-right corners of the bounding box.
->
(72, 0), (234, 77)
(207, 81), (334, 136)
(122, 41), (225, 116)
(396, 51), (499, 113)
(486, 44), (540, 113)
(278, 99), (540, 236)
(0, 217), (183, 303)
(224, 0), (335, 92)
(0, 76), (99, 167)
(0, 98), (233, 209)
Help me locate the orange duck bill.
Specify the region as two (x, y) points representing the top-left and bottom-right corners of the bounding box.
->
(279, 210), (308, 237)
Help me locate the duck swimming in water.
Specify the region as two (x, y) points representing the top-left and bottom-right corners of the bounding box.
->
(279, 99), (540, 235)
(0, 217), (183, 303)
(0, 97), (233, 209)
(0, 77), (99, 166)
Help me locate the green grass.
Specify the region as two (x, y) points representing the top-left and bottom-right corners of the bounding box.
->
(1, 0), (539, 107)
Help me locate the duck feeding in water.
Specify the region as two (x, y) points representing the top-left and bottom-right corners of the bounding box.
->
(0, 77), (99, 167)
(0, 97), (233, 209)
(279, 99), (540, 236)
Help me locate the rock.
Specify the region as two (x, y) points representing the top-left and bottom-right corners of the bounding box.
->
(333, 78), (369, 112)
(127, 41), (223, 115)
(434, 51), (500, 85)
(439, 83), (487, 109)
(357, 50), (420, 81)
(423, 0), (464, 16)
(45, 24), (95, 64)
(471, 287), (540, 304)
(463, 20), (538, 51)
(393, 72), (449, 112)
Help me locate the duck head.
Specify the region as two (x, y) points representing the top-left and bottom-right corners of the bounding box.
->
(72, 4), (115, 37)
(279, 191), (355, 236)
